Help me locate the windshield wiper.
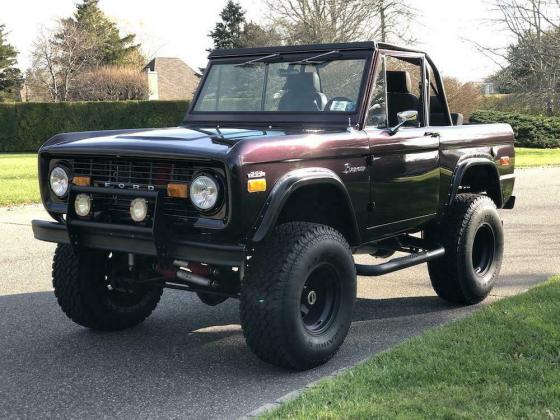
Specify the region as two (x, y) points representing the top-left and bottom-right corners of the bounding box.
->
(234, 53), (281, 67)
(288, 50), (340, 65)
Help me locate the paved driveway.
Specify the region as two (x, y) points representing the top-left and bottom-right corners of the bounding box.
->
(0, 167), (558, 419)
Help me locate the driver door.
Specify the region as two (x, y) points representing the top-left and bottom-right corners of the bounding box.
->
(364, 52), (440, 239)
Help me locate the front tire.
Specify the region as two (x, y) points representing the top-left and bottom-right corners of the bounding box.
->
(52, 244), (163, 331)
(240, 222), (356, 370)
(426, 194), (504, 304)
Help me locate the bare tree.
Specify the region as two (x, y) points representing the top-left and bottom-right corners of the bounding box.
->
(472, 0), (560, 114)
(443, 77), (483, 120)
(28, 21), (96, 102)
(374, 0), (419, 43)
(264, 0), (418, 45)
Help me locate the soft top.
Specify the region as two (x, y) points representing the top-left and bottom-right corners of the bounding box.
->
(207, 41), (377, 59)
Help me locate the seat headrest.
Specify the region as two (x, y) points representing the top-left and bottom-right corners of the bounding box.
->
(387, 71), (412, 94)
(284, 72), (321, 92)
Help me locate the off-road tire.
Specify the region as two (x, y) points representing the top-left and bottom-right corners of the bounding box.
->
(52, 244), (163, 331)
(240, 222), (356, 370)
(426, 193), (504, 304)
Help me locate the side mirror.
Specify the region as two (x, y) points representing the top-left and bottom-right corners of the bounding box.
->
(388, 110), (418, 135)
(397, 110), (418, 123)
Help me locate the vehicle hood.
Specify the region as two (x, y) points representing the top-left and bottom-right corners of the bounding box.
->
(39, 126), (284, 161)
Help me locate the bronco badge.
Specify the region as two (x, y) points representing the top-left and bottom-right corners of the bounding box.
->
(342, 163), (366, 174)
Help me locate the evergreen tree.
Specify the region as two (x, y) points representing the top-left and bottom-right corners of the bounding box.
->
(59, 0), (143, 66)
(209, 1), (246, 50)
(0, 24), (22, 102)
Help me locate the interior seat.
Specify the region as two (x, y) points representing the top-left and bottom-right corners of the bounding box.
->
(278, 72), (327, 112)
(386, 71), (419, 126)
(430, 95), (464, 126)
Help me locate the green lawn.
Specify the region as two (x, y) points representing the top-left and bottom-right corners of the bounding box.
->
(0, 148), (559, 206)
(515, 147), (560, 168)
(264, 276), (560, 419)
(0, 154), (39, 206)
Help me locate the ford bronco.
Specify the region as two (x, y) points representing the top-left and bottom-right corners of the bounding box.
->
(32, 42), (515, 370)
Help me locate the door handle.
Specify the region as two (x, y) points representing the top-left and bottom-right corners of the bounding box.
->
(424, 131), (440, 138)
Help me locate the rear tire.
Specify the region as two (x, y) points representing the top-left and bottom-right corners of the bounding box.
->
(426, 194), (504, 304)
(240, 222), (356, 370)
(52, 244), (163, 331)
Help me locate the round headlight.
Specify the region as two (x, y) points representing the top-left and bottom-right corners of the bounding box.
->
(74, 193), (91, 217)
(190, 175), (219, 211)
(130, 198), (148, 222)
(49, 166), (69, 197)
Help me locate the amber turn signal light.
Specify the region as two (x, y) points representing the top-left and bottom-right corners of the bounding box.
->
(247, 178), (267, 193)
(72, 176), (91, 186)
(167, 183), (188, 198)
(499, 156), (511, 166)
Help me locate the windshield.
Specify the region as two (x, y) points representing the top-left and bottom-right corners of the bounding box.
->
(193, 58), (367, 114)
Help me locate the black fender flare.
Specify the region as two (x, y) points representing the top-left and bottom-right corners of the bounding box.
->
(251, 167), (360, 243)
(448, 156), (503, 207)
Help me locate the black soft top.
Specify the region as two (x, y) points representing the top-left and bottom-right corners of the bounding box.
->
(207, 41), (377, 59)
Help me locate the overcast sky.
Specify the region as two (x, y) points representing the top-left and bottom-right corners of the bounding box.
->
(2, 0), (512, 81)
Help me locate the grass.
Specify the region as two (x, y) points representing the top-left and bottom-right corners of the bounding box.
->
(264, 276), (560, 419)
(0, 154), (39, 206)
(516, 147), (560, 168)
(0, 148), (558, 207)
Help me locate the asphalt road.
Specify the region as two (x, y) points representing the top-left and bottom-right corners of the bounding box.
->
(0, 167), (558, 419)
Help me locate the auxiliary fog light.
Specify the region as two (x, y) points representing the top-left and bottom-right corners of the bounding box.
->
(130, 198), (148, 222)
(74, 193), (92, 217)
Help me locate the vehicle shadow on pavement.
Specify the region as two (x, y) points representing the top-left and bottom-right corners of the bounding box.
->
(0, 289), (466, 368)
(353, 296), (460, 321)
(0, 288), (509, 418)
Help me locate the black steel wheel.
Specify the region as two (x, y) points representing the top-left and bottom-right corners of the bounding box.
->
(300, 264), (342, 334)
(471, 223), (496, 277)
(240, 222), (356, 371)
(52, 244), (163, 331)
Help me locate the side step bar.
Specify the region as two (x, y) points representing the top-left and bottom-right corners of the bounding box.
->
(355, 246), (445, 276)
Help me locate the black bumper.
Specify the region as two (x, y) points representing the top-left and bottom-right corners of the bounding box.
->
(32, 219), (246, 266)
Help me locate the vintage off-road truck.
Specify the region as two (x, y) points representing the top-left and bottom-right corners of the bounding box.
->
(33, 42), (515, 370)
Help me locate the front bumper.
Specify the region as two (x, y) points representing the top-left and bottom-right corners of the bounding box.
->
(32, 219), (246, 266)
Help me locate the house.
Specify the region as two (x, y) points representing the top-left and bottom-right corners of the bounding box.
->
(144, 57), (201, 101)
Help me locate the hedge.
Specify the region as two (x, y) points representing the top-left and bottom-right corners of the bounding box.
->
(470, 110), (560, 148)
(0, 100), (190, 152)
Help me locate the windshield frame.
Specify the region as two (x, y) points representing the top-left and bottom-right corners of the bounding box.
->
(184, 47), (375, 129)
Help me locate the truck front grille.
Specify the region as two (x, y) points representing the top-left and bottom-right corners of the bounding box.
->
(73, 158), (195, 188)
(72, 157), (225, 228)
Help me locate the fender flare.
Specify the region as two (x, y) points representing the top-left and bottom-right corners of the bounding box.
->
(251, 167), (360, 243)
(448, 156), (503, 207)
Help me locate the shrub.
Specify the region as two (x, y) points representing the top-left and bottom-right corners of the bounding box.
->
(0, 100), (189, 152)
(70, 66), (149, 101)
(470, 110), (560, 148)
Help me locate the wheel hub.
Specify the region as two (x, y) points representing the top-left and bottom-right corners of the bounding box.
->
(299, 264), (341, 335)
(307, 290), (317, 305)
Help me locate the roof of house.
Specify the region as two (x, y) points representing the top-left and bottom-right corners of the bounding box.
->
(144, 57), (201, 101)
(144, 57), (201, 75)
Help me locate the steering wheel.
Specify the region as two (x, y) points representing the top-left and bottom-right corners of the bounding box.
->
(324, 97), (355, 112)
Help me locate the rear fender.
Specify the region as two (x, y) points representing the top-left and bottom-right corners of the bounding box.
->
(448, 156), (503, 208)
